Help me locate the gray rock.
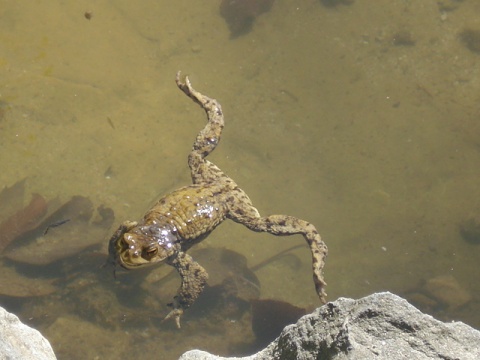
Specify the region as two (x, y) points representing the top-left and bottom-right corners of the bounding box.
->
(179, 292), (480, 360)
(0, 306), (56, 360)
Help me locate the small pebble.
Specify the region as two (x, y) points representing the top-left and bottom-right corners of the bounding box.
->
(191, 45), (202, 53)
(425, 275), (471, 308)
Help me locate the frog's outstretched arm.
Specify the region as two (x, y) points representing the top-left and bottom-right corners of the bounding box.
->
(165, 252), (208, 328)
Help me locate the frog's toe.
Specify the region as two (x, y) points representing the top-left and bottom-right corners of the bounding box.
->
(163, 308), (183, 329)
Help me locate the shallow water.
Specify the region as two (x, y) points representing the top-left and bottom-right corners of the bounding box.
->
(1, 0), (480, 358)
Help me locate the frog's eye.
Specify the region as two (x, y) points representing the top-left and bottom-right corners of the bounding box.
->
(142, 246), (158, 260)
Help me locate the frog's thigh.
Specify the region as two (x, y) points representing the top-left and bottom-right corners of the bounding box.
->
(227, 193), (300, 234)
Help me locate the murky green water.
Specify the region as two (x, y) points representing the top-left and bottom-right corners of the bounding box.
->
(1, 1), (480, 359)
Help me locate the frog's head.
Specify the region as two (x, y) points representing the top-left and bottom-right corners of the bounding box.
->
(115, 225), (178, 269)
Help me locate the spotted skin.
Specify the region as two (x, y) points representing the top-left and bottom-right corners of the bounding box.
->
(107, 72), (328, 328)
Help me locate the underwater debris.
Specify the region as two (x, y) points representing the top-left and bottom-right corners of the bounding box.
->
(0, 179), (114, 297)
(5, 196), (114, 265)
(459, 216), (480, 244)
(0, 193), (47, 253)
(251, 298), (306, 348)
(220, 0), (275, 38)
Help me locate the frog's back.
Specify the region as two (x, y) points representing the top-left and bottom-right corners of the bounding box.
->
(143, 184), (228, 241)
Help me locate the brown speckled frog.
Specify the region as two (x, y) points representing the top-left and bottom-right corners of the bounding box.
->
(107, 72), (328, 328)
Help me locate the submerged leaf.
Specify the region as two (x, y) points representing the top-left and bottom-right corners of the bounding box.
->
(220, 0), (275, 38)
(0, 179), (26, 220)
(0, 193), (48, 252)
(191, 247), (261, 301)
(5, 196), (114, 265)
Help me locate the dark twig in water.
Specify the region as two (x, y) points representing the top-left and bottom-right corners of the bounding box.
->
(43, 219), (70, 235)
(250, 243), (305, 272)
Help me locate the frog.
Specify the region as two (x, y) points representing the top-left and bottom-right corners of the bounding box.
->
(107, 72), (328, 328)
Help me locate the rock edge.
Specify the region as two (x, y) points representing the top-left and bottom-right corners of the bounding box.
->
(0, 306), (56, 360)
(179, 292), (480, 360)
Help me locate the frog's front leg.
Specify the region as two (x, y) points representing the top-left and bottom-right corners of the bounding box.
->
(164, 252), (209, 328)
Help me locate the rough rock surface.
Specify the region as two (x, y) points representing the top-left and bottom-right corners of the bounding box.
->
(0, 306), (56, 360)
(179, 292), (480, 360)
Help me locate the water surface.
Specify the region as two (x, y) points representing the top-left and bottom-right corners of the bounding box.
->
(1, 1), (479, 358)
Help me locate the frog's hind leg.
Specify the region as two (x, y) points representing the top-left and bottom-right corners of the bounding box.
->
(176, 72), (226, 184)
(227, 191), (328, 303)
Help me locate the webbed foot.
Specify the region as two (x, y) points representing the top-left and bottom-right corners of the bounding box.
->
(163, 308), (184, 329)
